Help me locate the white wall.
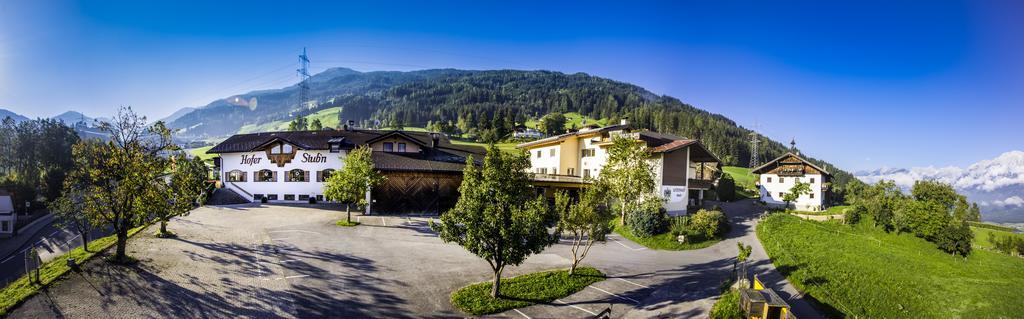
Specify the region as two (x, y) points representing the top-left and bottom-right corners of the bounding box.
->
(220, 149), (346, 202)
(759, 173), (824, 210)
(579, 137), (608, 179)
(527, 144), (561, 174)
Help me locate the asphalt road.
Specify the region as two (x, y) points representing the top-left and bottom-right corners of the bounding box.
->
(9, 201), (823, 318)
(0, 214), (111, 287)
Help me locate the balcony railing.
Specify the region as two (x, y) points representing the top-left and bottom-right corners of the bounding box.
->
(531, 173), (591, 184)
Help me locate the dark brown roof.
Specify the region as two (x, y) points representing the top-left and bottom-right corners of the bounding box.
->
(371, 151), (471, 173)
(648, 139), (697, 153)
(751, 152), (832, 176)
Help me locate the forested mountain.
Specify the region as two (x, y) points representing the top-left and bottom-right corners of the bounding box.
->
(167, 68), (858, 188)
(0, 108), (29, 122)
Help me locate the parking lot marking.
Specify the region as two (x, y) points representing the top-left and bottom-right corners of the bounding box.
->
(279, 259), (301, 263)
(513, 309), (532, 319)
(283, 275), (309, 280)
(272, 237), (291, 241)
(614, 277), (650, 289)
(589, 286), (640, 304)
(555, 299), (597, 315)
(268, 230), (322, 235)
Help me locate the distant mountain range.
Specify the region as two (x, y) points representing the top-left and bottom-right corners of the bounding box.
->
(0, 108), (29, 122)
(855, 151), (1024, 223)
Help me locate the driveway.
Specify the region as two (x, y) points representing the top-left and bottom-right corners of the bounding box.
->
(9, 200), (822, 318)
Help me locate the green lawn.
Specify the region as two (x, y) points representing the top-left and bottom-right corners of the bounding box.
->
(335, 220), (361, 227)
(237, 107), (343, 134)
(757, 213), (1024, 318)
(611, 217), (721, 250)
(450, 139), (520, 153)
(709, 289), (745, 319)
(792, 205), (852, 216)
(723, 166), (758, 199)
(971, 226), (1024, 251)
(0, 224), (149, 316)
(524, 112), (607, 131)
(451, 267), (605, 315)
(186, 145), (216, 161)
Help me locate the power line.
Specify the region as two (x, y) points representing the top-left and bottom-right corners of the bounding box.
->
(297, 47), (311, 111)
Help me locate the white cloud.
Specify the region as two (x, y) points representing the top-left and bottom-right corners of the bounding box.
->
(856, 151), (1024, 192)
(993, 196), (1024, 207)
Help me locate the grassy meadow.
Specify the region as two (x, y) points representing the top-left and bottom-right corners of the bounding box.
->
(757, 213), (1024, 318)
(722, 166), (758, 199)
(450, 267), (605, 315)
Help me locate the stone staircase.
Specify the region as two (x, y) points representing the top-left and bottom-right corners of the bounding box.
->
(206, 188), (250, 205)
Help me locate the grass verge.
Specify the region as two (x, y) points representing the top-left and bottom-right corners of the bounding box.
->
(0, 224), (149, 316)
(723, 166), (758, 199)
(709, 289), (745, 319)
(611, 217), (721, 250)
(757, 213), (1024, 318)
(451, 267), (605, 315)
(792, 205), (851, 216)
(335, 220), (361, 227)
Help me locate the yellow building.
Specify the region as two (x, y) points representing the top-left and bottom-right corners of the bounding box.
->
(739, 275), (793, 319)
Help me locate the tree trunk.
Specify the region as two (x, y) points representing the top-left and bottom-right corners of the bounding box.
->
(114, 227), (129, 262)
(82, 230), (90, 252)
(620, 205), (627, 226)
(491, 268), (502, 298)
(159, 219), (168, 235)
(569, 260), (578, 275)
(346, 204), (351, 223)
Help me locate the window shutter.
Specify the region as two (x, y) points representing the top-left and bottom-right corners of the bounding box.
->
(272, 171), (278, 182)
(316, 170), (322, 182)
(305, 171), (310, 182)
(241, 171), (247, 182)
(253, 171), (258, 182)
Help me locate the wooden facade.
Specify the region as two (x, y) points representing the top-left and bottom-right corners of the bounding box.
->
(371, 171), (463, 214)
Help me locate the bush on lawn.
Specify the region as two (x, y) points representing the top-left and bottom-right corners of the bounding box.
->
(690, 209), (729, 240)
(717, 174), (736, 202)
(669, 215), (691, 237)
(628, 205), (668, 238)
(709, 289), (744, 319)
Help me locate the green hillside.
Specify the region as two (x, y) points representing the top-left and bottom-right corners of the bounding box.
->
(723, 166), (757, 199)
(238, 107), (343, 134)
(186, 146), (215, 161)
(524, 112), (607, 131)
(972, 226), (1024, 251)
(758, 214), (1024, 318)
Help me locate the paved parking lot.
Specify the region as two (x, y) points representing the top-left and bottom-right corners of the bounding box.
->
(9, 201), (818, 318)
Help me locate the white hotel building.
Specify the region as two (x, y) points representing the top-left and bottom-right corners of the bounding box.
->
(752, 152), (832, 211)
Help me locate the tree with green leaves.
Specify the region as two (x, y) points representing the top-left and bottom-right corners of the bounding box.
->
(432, 144), (558, 298)
(324, 145), (386, 224)
(49, 190), (93, 252)
(554, 185), (613, 275)
(599, 136), (655, 225)
(151, 153), (209, 237)
(65, 107), (175, 262)
(310, 118), (323, 130)
(288, 114), (308, 131)
(783, 181), (811, 209)
(735, 242), (753, 284)
(538, 112), (567, 136)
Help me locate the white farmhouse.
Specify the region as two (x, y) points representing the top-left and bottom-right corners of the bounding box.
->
(0, 190), (15, 238)
(753, 152), (832, 211)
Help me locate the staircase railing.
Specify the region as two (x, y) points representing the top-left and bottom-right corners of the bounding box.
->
(226, 182), (254, 200)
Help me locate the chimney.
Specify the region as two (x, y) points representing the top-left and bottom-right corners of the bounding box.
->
(430, 132), (439, 148)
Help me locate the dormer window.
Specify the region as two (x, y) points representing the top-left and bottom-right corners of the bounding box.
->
(398, 143), (407, 152)
(264, 141), (298, 167)
(384, 142), (394, 152)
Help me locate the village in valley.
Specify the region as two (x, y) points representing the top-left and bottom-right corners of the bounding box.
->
(1, 2), (1022, 319)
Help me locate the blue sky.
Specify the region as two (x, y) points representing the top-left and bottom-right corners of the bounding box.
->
(0, 0), (1021, 171)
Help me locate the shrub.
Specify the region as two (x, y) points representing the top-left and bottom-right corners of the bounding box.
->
(717, 174), (736, 202)
(691, 209), (729, 240)
(669, 216), (691, 237)
(845, 206), (863, 225)
(935, 221), (973, 257)
(709, 289), (744, 319)
(628, 206), (668, 238)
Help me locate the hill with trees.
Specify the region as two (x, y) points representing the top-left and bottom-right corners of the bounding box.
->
(166, 68), (859, 189)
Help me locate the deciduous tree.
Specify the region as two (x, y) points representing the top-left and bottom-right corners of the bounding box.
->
(152, 153), (209, 237)
(783, 181), (811, 209)
(49, 190), (93, 252)
(433, 145), (558, 298)
(324, 145), (386, 223)
(553, 186), (613, 275)
(599, 136), (655, 225)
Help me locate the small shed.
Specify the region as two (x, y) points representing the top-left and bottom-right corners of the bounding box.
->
(0, 190), (16, 237)
(739, 275), (793, 319)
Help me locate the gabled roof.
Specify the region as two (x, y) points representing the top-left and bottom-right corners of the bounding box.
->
(751, 152), (832, 176)
(208, 129), (486, 155)
(516, 124), (629, 148)
(364, 130), (430, 147)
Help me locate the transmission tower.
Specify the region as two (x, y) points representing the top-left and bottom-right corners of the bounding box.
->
(749, 120), (761, 168)
(297, 47), (311, 110)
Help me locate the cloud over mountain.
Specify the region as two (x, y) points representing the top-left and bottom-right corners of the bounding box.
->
(855, 151), (1024, 223)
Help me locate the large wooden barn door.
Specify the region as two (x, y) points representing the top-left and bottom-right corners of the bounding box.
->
(372, 172), (462, 214)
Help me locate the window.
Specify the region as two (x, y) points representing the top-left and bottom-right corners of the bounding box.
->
(664, 189), (671, 198)
(267, 194), (279, 200)
(299, 195), (310, 201)
(383, 142), (394, 152)
(795, 177), (801, 183)
(330, 144), (341, 153)
(1, 221), (8, 232)
(256, 169), (275, 182)
(779, 192), (784, 198)
(286, 169), (307, 182)
(316, 195), (324, 202)
(318, 169), (335, 182)
(227, 170), (246, 182)
(549, 149), (556, 157)
(581, 149), (596, 157)
(398, 143), (407, 152)
(583, 169), (591, 179)
(767, 177), (772, 183)
(810, 178), (815, 184)
(552, 167), (557, 174)
(282, 144), (293, 153)
(810, 193), (815, 199)
(780, 177), (785, 183)
(538, 168), (547, 174)
(567, 168), (575, 176)
(269, 143), (295, 155)
(284, 194), (295, 201)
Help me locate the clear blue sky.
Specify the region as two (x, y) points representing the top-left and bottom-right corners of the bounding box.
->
(1, 0), (1021, 171)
